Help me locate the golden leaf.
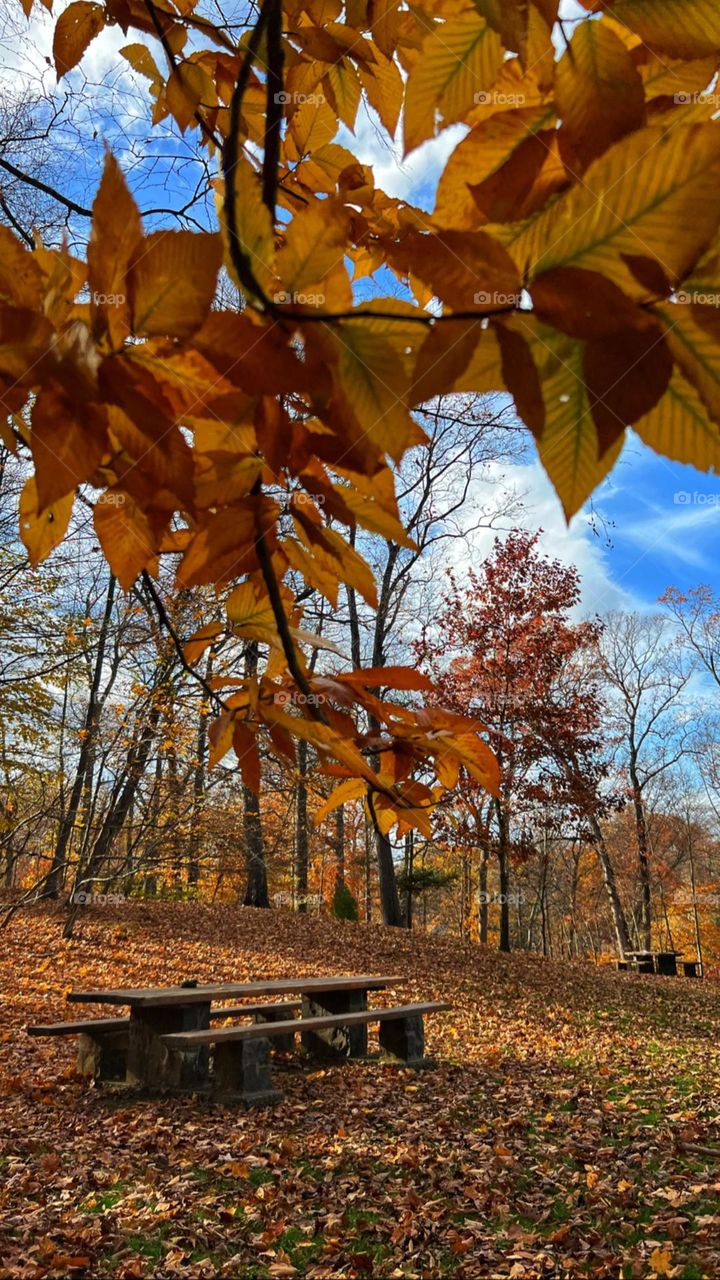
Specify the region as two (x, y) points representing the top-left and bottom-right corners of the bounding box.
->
(53, 0), (104, 77)
(19, 478), (74, 566)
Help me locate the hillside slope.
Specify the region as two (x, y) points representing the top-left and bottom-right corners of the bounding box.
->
(1, 904), (719, 1279)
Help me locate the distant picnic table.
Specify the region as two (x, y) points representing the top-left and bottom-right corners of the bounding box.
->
(619, 950), (701, 977)
(28, 975), (450, 1106)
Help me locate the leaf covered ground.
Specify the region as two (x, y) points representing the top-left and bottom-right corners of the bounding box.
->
(2, 905), (720, 1279)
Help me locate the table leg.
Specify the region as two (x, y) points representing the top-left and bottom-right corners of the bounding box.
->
(127, 1001), (211, 1090)
(78, 1027), (129, 1082)
(301, 988), (368, 1060)
(255, 1007), (295, 1053)
(379, 1014), (426, 1067)
(213, 1038), (283, 1107)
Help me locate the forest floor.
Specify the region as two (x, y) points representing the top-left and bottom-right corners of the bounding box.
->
(1, 904), (720, 1280)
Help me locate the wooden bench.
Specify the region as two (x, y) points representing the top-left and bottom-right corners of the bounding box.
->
(27, 1016), (131, 1080)
(27, 1001), (302, 1081)
(161, 1001), (451, 1106)
(624, 950), (685, 976)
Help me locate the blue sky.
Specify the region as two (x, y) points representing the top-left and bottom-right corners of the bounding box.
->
(4, 2), (720, 619)
(598, 440), (720, 608)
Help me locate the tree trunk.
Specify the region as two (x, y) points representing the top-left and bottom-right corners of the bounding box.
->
(45, 572), (116, 898)
(567, 840), (580, 958)
(188, 653), (212, 888)
(494, 799), (511, 952)
(404, 829), (414, 929)
(334, 804), (345, 889)
(372, 814), (404, 926)
(64, 689), (163, 937)
(242, 642), (269, 908)
(687, 814), (704, 974)
(588, 814), (632, 957)
(478, 843), (489, 944)
(295, 738), (309, 912)
(629, 757), (652, 950)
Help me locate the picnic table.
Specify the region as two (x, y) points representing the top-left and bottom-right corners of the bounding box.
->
(29, 975), (450, 1106)
(621, 950), (692, 976)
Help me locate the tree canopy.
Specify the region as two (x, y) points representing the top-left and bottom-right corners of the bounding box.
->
(4, 0), (720, 849)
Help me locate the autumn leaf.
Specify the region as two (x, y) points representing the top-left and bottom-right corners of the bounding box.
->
(531, 267), (646, 340)
(217, 156), (275, 300)
(404, 14), (504, 155)
(583, 320), (672, 453)
(554, 19), (645, 170)
(31, 382), (108, 509)
(128, 231), (223, 338)
(93, 491), (159, 590)
(511, 124), (720, 297)
(662, 301), (720, 426)
(495, 320), (545, 439)
(19, 478), (74, 566)
(120, 43), (163, 86)
(53, 1), (105, 77)
(435, 107), (557, 230)
(88, 154), (143, 351)
(176, 498), (279, 588)
(226, 578), (279, 646)
(649, 1245), (673, 1276)
(275, 200), (347, 298)
(634, 367), (720, 471)
(530, 326), (626, 519)
(389, 228), (520, 312)
(610, 0), (720, 59)
(0, 226), (44, 309)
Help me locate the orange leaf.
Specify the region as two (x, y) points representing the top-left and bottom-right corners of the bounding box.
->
(88, 154), (143, 350)
(31, 382), (108, 509)
(19, 478), (74, 567)
(584, 321), (672, 453)
(128, 231), (222, 338)
(93, 491), (158, 590)
(53, 1), (105, 77)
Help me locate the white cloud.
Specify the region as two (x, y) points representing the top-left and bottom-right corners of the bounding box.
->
(445, 453), (640, 618)
(340, 108), (466, 207)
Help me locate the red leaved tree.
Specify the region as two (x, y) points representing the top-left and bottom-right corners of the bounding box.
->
(417, 530), (628, 952)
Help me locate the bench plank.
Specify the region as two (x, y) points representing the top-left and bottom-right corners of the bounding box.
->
(27, 1001), (302, 1038)
(27, 1018), (129, 1037)
(68, 975), (405, 1007)
(211, 1001), (300, 1020)
(161, 1002), (450, 1048)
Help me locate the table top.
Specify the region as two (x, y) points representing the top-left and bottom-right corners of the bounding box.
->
(67, 975), (405, 1008)
(625, 950), (684, 957)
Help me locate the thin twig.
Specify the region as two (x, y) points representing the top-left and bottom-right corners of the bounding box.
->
(0, 156), (92, 217)
(261, 0), (284, 215)
(221, 0), (274, 304)
(141, 572), (225, 712)
(143, 0), (222, 149)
